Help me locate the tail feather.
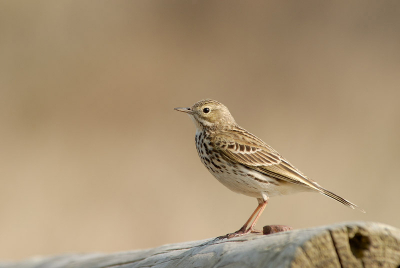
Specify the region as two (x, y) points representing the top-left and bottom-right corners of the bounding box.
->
(319, 188), (366, 213)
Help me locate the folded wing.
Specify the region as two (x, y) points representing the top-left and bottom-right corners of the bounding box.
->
(212, 127), (363, 211)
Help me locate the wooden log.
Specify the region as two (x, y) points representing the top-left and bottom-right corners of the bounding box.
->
(1, 222), (399, 268)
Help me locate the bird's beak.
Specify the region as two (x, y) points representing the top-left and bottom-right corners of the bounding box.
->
(174, 107), (192, 114)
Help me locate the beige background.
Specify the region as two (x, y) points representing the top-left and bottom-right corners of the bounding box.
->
(1, 1), (399, 261)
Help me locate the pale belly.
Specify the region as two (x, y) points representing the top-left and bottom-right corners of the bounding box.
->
(209, 163), (310, 200)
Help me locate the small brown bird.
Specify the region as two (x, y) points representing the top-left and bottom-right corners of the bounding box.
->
(175, 99), (364, 237)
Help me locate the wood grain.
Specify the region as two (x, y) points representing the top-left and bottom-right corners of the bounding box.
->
(1, 222), (399, 268)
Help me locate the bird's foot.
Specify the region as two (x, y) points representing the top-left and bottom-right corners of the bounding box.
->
(217, 225), (292, 239)
(217, 226), (245, 239)
(217, 226), (261, 239)
(262, 225), (293, 235)
(250, 228), (262, 234)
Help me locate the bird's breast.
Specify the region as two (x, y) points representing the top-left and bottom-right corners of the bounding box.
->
(194, 131), (309, 199)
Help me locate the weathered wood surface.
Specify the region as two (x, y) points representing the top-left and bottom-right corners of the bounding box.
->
(1, 222), (399, 268)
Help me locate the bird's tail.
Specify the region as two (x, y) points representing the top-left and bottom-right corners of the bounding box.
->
(319, 188), (365, 213)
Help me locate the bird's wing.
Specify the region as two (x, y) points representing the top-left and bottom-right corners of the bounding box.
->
(212, 131), (281, 166)
(212, 128), (364, 212)
(212, 128), (321, 190)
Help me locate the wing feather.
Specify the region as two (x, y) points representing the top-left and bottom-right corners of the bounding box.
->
(211, 126), (364, 212)
(212, 127), (319, 190)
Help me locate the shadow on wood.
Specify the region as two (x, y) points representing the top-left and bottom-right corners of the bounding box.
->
(1, 222), (399, 268)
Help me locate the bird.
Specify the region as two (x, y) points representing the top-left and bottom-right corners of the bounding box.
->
(174, 99), (364, 238)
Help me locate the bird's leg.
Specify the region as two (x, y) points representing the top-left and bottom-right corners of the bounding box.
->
(246, 199), (268, 233)
(235, 202), (264, 234)
(219, 198), (267, 239)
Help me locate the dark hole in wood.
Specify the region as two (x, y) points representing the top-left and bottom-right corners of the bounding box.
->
(349, 232), (371, 259)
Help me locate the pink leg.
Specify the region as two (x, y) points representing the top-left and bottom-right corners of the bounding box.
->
(247, 199), (268, 233)
(220, 198), (268, 239)
(236, 200), (265, 233)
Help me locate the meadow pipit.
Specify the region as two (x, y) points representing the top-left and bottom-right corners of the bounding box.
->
(175, 99), (364, 238)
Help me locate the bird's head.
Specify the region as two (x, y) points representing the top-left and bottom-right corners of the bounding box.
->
(174, 99), (236, 130)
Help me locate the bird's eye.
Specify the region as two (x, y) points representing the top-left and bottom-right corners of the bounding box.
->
(203, 107), (210, 113)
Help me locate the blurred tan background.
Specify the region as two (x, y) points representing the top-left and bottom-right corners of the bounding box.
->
(0, 0), (399, 261)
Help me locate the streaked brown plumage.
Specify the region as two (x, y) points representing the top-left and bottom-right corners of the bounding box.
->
(175, 99), (364, 237)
